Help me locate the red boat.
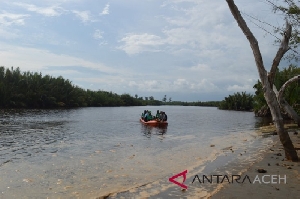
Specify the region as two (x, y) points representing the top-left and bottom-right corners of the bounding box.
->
(140, 118), (168, 127)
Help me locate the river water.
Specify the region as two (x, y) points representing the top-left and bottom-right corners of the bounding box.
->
(0, 106), (274, 198)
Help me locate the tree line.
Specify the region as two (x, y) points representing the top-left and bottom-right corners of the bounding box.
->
(0, 66), (163, 108)
(2, 65), (298, 111)
(0, 66), (220, 108)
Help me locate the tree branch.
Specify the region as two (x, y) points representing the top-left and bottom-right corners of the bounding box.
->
(274, 81), (300, 126)
(226, 0), (268, 84)
(278, 75), (300, 101)
(268, 21), (292, 86)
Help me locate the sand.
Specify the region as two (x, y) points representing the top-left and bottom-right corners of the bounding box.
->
(98, 126), (300, 199)
(211, 131), (300, 199)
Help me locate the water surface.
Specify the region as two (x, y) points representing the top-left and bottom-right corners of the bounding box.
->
(0, 106), (273, 198)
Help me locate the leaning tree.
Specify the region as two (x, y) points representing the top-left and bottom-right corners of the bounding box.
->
(226, 0), (298, 161)
(266, 0), (300, 126)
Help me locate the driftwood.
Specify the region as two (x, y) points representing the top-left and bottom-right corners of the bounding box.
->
(226, 0), (298, 161)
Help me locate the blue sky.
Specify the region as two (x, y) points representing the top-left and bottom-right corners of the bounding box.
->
(0, 0), (291, 101)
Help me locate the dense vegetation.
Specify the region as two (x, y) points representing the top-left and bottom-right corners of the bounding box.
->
(218, 65), (300, 117)
(253, 65), (300, 117)
(0, 66), (219, 108)
(218, 92), (254, 111)
(0, 66), (162, 108)
(2, 65), (298, 113)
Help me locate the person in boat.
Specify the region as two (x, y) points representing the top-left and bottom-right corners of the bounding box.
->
(147, 111), (153, 121)
(156, 111), (163, 121)
(155, 110), (161, 120)
(143, 110), (149, 121)
(161, 111), (167, 121)
(141, 110), (147, 119)
(144, 110), (153, 122)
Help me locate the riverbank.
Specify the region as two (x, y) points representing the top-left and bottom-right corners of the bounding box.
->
(211, 131), (300, 199)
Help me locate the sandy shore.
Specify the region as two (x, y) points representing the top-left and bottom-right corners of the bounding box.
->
(211, 131), (300, 199)
(99, 126), (300, 199)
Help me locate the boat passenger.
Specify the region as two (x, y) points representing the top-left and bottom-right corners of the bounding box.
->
(155, 110), (161, 119)
(161, 112), (168, 121)
(144, 110), (149, 121)
(158, 111), (163, 121)
(141, 110), (146, 118)
(147, 111), (153, 121)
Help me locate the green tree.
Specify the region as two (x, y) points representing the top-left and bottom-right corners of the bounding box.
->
(253, 65), (300, 116)
(0, 67), (145, 108)
(219, 92), (253, 111)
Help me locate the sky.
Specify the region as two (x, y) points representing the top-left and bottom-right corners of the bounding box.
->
(0, 0), (292, 101)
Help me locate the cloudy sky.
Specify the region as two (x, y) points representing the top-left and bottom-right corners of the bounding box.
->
(0, 0), (291, 101)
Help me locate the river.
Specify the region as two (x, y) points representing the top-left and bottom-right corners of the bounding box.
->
(0, 106), (274, 198)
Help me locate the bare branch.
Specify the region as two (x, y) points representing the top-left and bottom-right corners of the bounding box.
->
(268, 21), (292, 86)
(278, 75), (300, 102)
(226, 0), (267, 83)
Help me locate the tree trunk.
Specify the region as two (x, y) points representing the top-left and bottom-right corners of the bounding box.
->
(278, 76), (300, 126)
(226, 0), (298, 161)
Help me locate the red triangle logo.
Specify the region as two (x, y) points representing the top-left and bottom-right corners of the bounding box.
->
(169, 170), (188, 189)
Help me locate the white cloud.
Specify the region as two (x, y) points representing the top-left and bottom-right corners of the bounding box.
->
(161, 0), (198, 7)
(127, 79), (170, 92)
(72, 10), (93, 23)
(99, 41), (108, 46)
(117, 1), (242, 56)
(46, 69), (81, 76)
(227, 84), (255, 92)
(173, 78), (219, 92)
(0, 12), (29, 26)
(13, 2), (65, 17)
(93, 29), (108, 46)
(100, 3), (110, 15)
(174, 78), (189, 86)
(0, 42), (117, 74)
(126, 77), (219, 93)
(117, 0), (260, 59)
(188, 64), (210, 71)
(93, 29), (103, 39)
(117, 33), (164, 55)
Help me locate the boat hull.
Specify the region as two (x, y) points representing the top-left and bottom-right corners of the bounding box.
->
(140, 118), (168, 127)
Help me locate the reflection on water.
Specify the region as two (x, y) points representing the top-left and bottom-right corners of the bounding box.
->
(0, 107), (276, 198)
(141, 124), (168, 138)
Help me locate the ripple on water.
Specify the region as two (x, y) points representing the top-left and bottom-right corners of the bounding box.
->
(0, 107), (273, 198)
